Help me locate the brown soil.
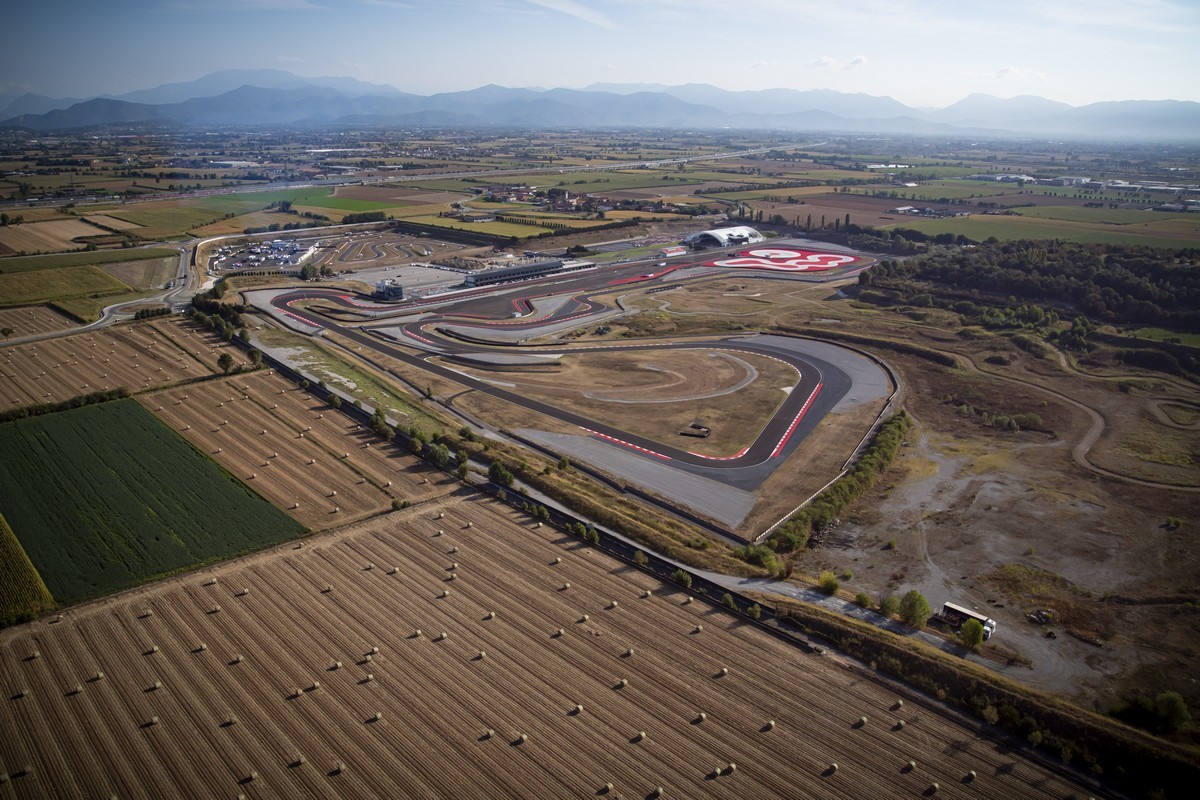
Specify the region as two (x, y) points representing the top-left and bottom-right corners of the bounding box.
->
(0, 497), (1099, 799)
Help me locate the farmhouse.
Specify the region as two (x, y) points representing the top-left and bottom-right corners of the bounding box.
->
(682, 225), (764, 248)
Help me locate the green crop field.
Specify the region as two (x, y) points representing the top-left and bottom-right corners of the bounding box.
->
(0, 400), (306, 605)
(0, 265), (131, 307)
(0, 247), (177, 274)
(1013, 205), (1193, 226)
(884, 214), (1196, 249)
(0, 513), (55, 626)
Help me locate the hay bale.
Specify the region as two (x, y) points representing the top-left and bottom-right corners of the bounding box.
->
(643, 590), (653, 598)
(634, 731), (646, 742)
(487, 611), (496, 620)
(696, 712), (706, 723)
(609, 600), (618, 609)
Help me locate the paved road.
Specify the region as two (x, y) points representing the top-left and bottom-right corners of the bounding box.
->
(257, 250), (870, 487)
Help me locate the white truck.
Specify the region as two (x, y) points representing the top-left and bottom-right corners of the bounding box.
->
(940, 601), (996, 640)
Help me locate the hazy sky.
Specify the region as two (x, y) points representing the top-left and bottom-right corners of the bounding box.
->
(4, 0), (1198, 107)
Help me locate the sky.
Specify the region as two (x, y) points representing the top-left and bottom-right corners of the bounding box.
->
(3, 0), (1198, 108)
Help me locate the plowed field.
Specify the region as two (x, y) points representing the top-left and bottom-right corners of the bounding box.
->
(0, 497), (1102, 799)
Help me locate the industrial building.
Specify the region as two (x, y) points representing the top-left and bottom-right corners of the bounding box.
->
(682, 226), (764, 248)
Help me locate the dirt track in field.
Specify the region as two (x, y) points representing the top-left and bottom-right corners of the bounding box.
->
(0, 497), (1103, 799)
(0, 319), (243, 411)
(142, 370), (452, 530)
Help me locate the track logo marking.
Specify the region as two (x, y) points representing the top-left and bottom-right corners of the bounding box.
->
(708, 248), (854, 272)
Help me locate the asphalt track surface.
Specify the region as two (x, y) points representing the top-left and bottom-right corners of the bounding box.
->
(262, 247), (864, 490)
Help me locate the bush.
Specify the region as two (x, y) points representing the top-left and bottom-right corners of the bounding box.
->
(733, 543), (781, 574)
(818, 571), (840, 595)
(748, 603), (762, 620)
(723, 593), (737, 610)
(855, 592), (872, 607)
(878, 593), (899, 617)
(672, 569), (692, 589)
(633, 550), (648, 566)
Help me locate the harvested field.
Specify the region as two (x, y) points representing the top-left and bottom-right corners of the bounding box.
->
(0, 496), (1101, 799)
(142, 370), (451, 530)
(0, 306), (78, 339)
(0, 318), (240, 410)
(0, 218), (102, 255)
(0, 400), (305, 605)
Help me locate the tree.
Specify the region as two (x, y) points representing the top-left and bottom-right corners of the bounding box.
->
(217, 352), (234, 373)
(299, 263), (317, 281)
(248, 348), (262, 366)
(428, 443), (450, 469)
(671, 569), (692, 589)
(0, 327), (13, 340)
(878, 593), (899, 617)
(899, 589), (931, 628)
(633, 550), (648, 567)
(959, 618), (985, 651)
(1156, 691), (1192, 733)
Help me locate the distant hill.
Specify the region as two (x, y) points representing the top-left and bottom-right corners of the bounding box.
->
(3, 70), (1197, 141)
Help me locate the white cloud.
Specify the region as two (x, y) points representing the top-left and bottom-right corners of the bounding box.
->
(526, 0), (616, 29)
(751, 59), (779, 69)
(807, 55), (836, 69)
(846, 55), (868, 70)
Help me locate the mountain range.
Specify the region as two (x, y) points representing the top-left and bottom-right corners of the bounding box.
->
(2, 70), (1197, 141)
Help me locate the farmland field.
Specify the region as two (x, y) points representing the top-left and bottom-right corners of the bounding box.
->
(0, 496), (1104, 799)
(0, 305), (78, 338)
(142, 370), (451, 530)
(0, 265), (130, 308)
(0, 399), (306, 605)
(882, 213), (1197, 248)
(0, 218), (104, 255)
(0, 317), (243, 411)
(0, 513), (55, 626)
(0, 248), (178, 274)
